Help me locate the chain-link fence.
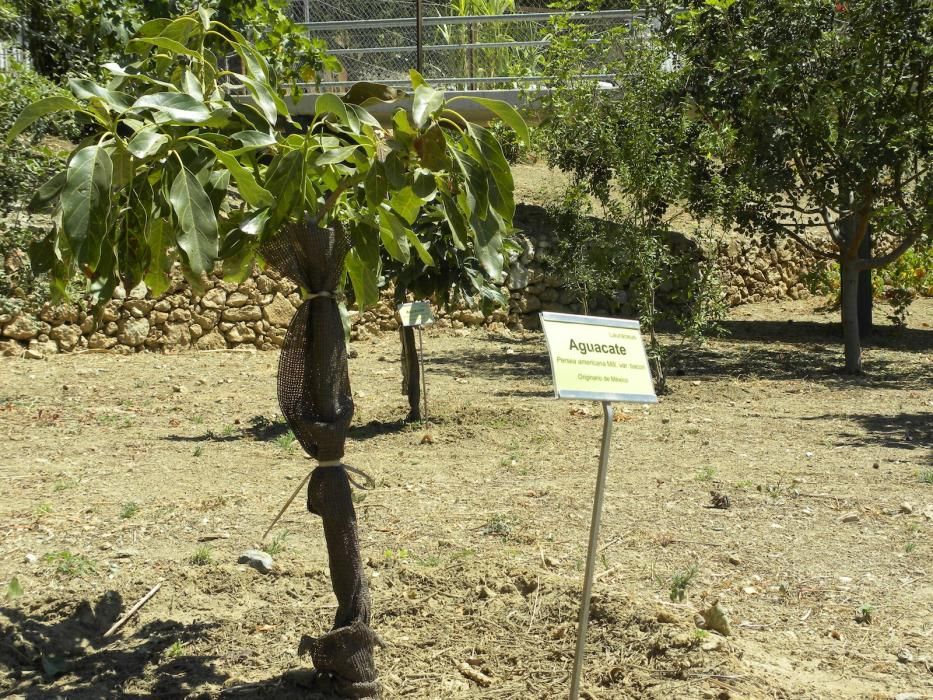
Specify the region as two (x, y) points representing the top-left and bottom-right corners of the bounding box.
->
(293, 1), (643, 91)
(0, 43), (29, 71)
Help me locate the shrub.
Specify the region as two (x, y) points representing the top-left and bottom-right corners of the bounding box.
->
(0, 64), (79, 212)
(0, 219), (53, 314)
(0, 65), (80, 311)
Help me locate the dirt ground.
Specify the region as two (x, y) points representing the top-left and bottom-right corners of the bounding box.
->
(0, 297), (931, 700)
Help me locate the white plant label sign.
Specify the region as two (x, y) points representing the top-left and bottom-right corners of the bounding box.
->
(397, 301), (434, 327)
(540, 312), (658, 404)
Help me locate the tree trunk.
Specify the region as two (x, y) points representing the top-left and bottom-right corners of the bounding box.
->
(399, 326), (421, 421)
(857, 224), (872, 338)
(840, 257), (862, 374)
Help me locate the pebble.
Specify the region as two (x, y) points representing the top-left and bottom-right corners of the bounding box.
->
(24, 553), (38, 564)
(895, 693), (921, 700)
(899, 502), (914, 515)
(238, 549), (274, 574)
(727, 554), (741, 566)
(172, 385), (186, 393)
(841, 512), (860, 523)
(896, 649), (913, 664)
(23, 348), (43, 360)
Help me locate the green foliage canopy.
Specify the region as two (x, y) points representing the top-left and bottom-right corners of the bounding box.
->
(8, 0), (338, 86)
(7, 10), (524, 312)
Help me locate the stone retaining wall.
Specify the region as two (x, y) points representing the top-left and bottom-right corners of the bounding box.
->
(0, 208), (817, 358)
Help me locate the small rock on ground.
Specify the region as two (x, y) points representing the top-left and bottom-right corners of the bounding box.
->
(239, 549), (274, 574)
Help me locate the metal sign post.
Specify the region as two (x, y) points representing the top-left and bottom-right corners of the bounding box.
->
(538, 312), (658, 700)
(569, 400), (613, 700)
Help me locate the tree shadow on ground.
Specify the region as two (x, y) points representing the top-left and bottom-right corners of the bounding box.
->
(678, 319), (932, 390)
(426, 338), (552, 383)
(717, 318), (932, 352)
(213, 669), (334, 698)
(0, 592), (224, 699)
(348, 419), (408, 442)
(800, 411), (933, 454)
(164, 414), (409, 446)
(164, 414), (291, 444)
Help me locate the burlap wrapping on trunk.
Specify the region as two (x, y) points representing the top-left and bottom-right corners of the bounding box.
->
(261, 220), (379, 698)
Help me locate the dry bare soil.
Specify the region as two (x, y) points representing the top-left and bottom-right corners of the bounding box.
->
(1, 298), (931, 700)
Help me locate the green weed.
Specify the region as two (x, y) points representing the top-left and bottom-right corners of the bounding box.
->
(658, 564), (698, 602)
(919, 469), (933, 484)
(120, 502), (139, 519)
(5, 577), (23, 601)
(855, 604), (873, 625)
(481, 514), (512, 538)
(53, 478), (78, 492)
(274, 431), (296, 452)
(43, 551), (96, 578)
(189, 546), (212, 566)
(695, 466), (716, 483)
(262, 530), (290, 557)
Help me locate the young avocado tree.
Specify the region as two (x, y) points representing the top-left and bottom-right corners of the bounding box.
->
(385, 215), (514, 420)
(7, 9), (525, 696)
(663, 0), (931, 374)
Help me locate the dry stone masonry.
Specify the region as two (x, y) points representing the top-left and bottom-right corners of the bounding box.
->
(1, 209), (817, 358)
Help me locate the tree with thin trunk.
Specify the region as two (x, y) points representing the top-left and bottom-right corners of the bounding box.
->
(386, 216), (510, 420)
(663, 0), (931, 373)
(8, 9), (525, 695)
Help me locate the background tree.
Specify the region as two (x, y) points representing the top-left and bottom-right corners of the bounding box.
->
(532, 11), (727, 390)
(662, 0), (931, 373)
(8, 10), (523, 695)
(382, 208), (518, 420)
(8, 0), (337, 86)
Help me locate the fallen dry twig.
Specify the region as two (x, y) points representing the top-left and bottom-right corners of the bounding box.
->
(105, 582), (163, 637)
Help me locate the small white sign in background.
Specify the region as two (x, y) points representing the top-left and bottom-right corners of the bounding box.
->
(397, 301), (434, 327)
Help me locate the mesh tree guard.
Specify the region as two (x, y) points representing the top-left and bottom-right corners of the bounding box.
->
(399, 326), (421, 421)
(261, 220), (380, 698)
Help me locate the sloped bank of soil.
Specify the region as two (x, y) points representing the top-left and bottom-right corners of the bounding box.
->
(0, 297), (931, 699)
